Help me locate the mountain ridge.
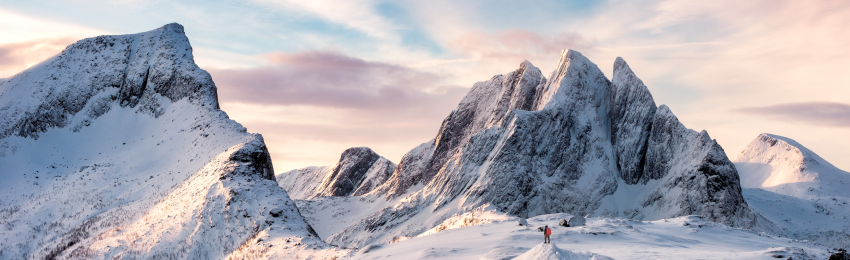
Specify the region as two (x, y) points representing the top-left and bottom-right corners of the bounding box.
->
(277, 147), (396, 200)
(282, 49), (774, 248)
(0, 23), (343, 259)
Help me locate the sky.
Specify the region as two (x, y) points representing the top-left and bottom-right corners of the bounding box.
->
(1, 0), (848, 172)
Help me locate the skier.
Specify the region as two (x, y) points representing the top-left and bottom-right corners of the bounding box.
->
(544, 225), (551, 244)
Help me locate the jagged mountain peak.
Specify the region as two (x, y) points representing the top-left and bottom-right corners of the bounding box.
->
(277, 146), (397, 199)
(338, 146), (380, 159)
(316, 147), (391, 196)
(612, 57), (640, 85)
(609, 56), (657, 184)
(517, 59), (537, 71)
(315, 50), (766, 248)
(536, 49), (608, 110)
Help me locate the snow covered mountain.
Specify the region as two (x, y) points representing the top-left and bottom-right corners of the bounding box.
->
(277, 147), (396, 200)
(282, 50), (773, 249)
(0, 24), (342, 259)
(734, 133), (850, 248)
(735, 133), (849, 198)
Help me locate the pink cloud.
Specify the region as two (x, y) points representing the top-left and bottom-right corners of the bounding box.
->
(208, 51), (471, 169)
(0, 38), (76, 78)
(738, 102), (850, 128)
(448, 29), (596, 63)
(209, 51), (467, 110)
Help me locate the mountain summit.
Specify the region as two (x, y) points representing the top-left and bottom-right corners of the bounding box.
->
(277, 147), (396, 200)
(734, 133), (850, 248)
(280, 50), (774, 248)
(735, 133), (848, 196)
(0, 24), (342, 259)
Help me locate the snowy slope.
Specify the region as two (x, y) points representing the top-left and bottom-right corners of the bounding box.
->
(0, 24), (342, 259)
(277, 166), (331, 200)
(734, 133), (850, 198)
(310, 50), (768, 248)
(734, 133), (850, 248)
(348, 213), (827, 260)
(276, 147), (395, 200)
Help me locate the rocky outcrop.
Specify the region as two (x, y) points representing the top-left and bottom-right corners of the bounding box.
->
(276, 147), (396, 199)
(316, 147), (392, 197)
(609, 57), (657, 184)
(324, 50), (769, 248)
(374, 61), (546, 199)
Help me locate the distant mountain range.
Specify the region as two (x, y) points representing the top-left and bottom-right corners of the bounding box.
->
(1, 23), (846, 259)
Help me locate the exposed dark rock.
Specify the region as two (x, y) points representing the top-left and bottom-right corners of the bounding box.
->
(317, 147), (382, 196)
(278, 147), (396, 199)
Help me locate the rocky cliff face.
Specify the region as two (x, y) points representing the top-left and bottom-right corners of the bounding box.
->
(608, 57), (657, 184)
(0, 24), (342, 259)
(319, 50), (770, 248)
(276, 147), (396, 199)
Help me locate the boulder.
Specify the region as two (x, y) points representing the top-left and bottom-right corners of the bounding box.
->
(568, 215), (586, 227)
(518, 218), (529, 226)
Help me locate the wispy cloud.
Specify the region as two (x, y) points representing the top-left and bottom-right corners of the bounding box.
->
(4, 0), (850, 170)
(210, 51), (466, 110)
(737, 102), (850, 128)
(449, 29), (595, 63)
(249, 0), (394, 39)
(0, 38), (76, 78)
(208, 51), (470, 169)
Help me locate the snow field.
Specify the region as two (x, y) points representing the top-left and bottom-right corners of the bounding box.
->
(347, 213), (828, 259)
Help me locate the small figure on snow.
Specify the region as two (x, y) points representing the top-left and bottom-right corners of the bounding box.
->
(544, 225), (552, 244)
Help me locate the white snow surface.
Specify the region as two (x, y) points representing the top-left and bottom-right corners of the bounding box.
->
(0, 24), (344, 259)
(277, 166), (331, 200)
(734, 133), (850, 248)
(346, 213), (826, 260)
(734, 133), (850, 198)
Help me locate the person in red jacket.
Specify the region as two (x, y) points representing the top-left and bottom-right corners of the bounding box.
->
(544, 225), (552, 243)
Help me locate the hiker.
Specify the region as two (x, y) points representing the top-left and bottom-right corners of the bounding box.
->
(544, 225), (551, 244)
